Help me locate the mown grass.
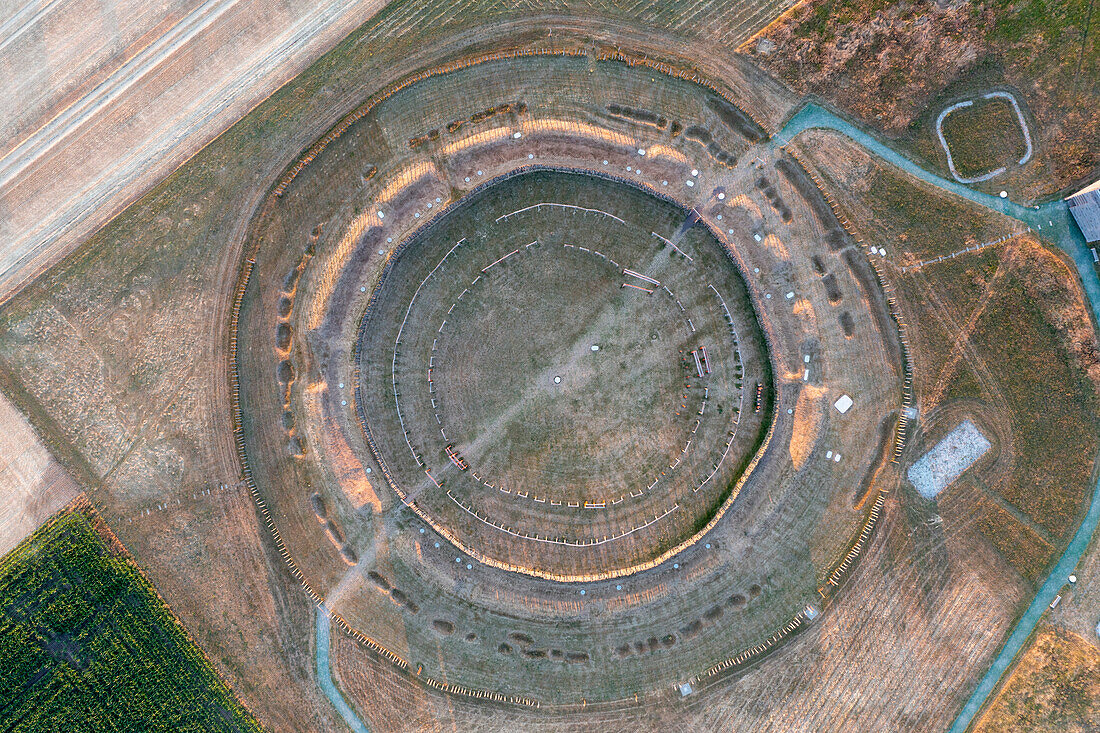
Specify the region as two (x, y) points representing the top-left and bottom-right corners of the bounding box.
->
(0, 509), (262, 733)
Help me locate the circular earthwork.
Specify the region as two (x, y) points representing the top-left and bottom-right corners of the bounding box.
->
(355, 170), (771, 579)
(232, 51), (903, 705)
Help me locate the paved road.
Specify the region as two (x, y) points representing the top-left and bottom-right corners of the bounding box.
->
(777, 102), (1100, 733)
(316, 606), (372, 733)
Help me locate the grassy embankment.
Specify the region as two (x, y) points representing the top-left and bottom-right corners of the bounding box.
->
(751, 0), (1100, 198)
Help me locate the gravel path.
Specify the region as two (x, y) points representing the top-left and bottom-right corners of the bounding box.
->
(933, 91), (1032, 184)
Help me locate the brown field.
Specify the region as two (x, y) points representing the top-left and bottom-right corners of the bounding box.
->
(354, 170), (770, 578)
(748, 0), (1100, 199)
(0, 5), (815, 730)
(976, 624), (1100, 733)
(0, 391), (80, 556)
(0, 0), (1095, 730)
(0, 0), (392, 304)
(233, 50), (901, 702)
(324, 481), (1030, 732)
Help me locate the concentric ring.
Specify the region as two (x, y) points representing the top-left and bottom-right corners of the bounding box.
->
(355, 169), (772, 578)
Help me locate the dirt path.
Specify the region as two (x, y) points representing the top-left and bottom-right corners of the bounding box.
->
(922, 257), (1010, 413)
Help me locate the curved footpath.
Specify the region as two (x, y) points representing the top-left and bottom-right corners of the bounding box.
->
(316, 606), (372, 733)
(778, 103), (1100, 733)
(310, 101), (1100, 733)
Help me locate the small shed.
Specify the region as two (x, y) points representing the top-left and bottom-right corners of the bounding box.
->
(1068, 180), (1100, 243)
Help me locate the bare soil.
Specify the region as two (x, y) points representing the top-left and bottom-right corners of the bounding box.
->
(0, 391), (80, 556)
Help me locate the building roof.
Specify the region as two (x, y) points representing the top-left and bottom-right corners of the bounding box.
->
(1069, 188), (1100, 243)
(1072, 178), (1100, 197)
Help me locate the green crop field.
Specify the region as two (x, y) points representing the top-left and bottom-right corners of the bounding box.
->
(0, 509), (262, 733)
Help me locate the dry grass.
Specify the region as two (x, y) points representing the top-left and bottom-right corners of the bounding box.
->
(796, 133), (1100, 585)
(749, 0), (1100, 198)
(0, 11), (798, 724)
(971, 491), (1055, 584)
(976, 625), (1100, 733)
(326, 489), (1031, 732)
(355, 170), (769, 577)
(1, 0), (1070, 725)
(966, 243), (1100, 538)
(939, 96), (1029, 179)
(791, 129), (1018, 265)
(228, 46), (906, 705)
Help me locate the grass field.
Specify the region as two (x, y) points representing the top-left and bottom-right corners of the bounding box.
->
(794, 130), (1100, 585)
(790, 129), (1017, 265)
(356, 170), (770, 578)
(971, 490), (1056, 584)
(965, 245), (1100, 537)
(0, 0), (1066, 724)
(939, 96), (1030, 179)
(750, 0), (1100, 198)
(976, 624), (1100, 732)
(226, 49), (900, 705)
(0, 507), (261, 732)
(0, 0), (849, 727)
(898, 242), (1096, 573)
